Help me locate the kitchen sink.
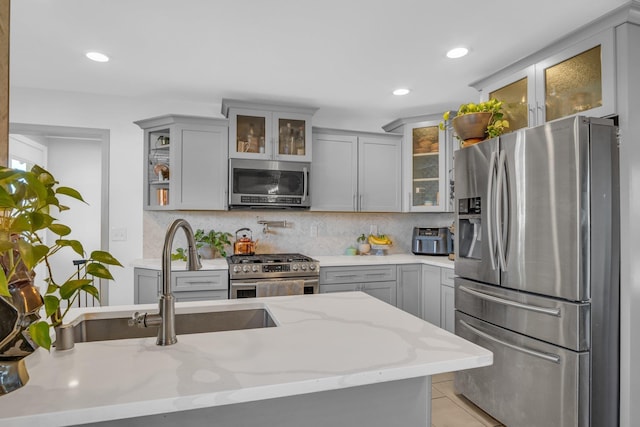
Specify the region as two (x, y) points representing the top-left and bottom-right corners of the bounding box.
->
(71, 308), (276, 343)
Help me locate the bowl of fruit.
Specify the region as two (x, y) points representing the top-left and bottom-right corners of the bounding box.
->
(367, 234), (393, 255)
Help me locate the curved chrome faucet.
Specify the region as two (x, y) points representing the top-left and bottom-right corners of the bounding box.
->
(129, 219), (202, 345)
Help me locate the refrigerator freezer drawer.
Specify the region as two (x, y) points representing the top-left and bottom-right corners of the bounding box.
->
(455, 278), (590, 351)
(454, 311), (589, 427)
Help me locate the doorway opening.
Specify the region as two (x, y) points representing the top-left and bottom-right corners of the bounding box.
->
(8, 123), (110, 306)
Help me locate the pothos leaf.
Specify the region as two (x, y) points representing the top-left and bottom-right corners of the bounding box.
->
(86, 262), (114, 280)
(90, 250), (123, 267)
(49, 223), (72, 236)
(0, 186), (16, 209)
(56, 186), (86, 203)
(17, 240), (49, 270)
(0, 268), (9, 297)
(28, 321), (52, 351)
(56, 239), (85, 257)
(60, 279), (93, 300)
(82, 283), (100, 300)
(43, 294), (60, 318)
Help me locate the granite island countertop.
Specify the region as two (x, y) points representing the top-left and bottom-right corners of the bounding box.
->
(0, 292), (490, 426)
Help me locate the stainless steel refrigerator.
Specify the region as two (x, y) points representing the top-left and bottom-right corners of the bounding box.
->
(454, 116), (619, 427)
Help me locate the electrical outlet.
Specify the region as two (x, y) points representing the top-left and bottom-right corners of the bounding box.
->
(369, 225), (378, 235)
(111, 227), (127, 241)
(310, 225), (318, 237)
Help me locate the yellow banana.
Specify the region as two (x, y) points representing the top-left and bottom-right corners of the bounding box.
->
(368, 234), (392, 245)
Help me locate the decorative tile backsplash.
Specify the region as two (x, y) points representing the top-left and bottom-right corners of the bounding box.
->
(144, 211), (454, 258)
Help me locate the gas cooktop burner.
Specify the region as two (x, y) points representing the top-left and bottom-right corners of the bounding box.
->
(228, 253), (315, 264)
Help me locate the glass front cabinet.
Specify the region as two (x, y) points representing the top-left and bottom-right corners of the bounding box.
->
(136, 114), (229, 211)
(222, 99), (318, 161)
(383, 114), (455, 213)
(478, 28), (615, 131)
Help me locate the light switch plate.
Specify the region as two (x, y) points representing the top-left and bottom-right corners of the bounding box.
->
(111, 227), (127, 241)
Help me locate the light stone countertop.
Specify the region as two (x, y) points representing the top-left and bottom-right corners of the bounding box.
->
(0, 293), (490, 426)
(130, 254), (454, 270)
(313, 254), (454, 269)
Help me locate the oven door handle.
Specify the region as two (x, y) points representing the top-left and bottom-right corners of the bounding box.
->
(459, 319), (561, 364)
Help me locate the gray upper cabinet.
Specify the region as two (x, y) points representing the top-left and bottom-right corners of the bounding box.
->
(383, 113), (456, 213)
(311, 128), (402, 212)
(475, 28), (615, 131)
(222, 99), (318, 162)
(135, 114), (228, 211)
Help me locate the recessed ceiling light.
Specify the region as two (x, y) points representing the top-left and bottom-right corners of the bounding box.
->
(393, 88), (410, 96)
(85, 51), (110, 62)
(446, 47), (469, 59)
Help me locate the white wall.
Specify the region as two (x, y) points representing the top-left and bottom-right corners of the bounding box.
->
(9, 87), (220, 305)
(45, 137), (101, 298)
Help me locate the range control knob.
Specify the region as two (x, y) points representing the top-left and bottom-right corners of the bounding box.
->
(301, 264), (308, 271)
(252, 265), (259, 272)
(233, 266), (241, 273)
(309, 264), (316, 270)
(292, 264), (299, 271)
(242, 265), (250, 273)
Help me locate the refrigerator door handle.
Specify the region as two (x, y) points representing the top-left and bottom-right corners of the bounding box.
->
(486, 151), (497, 270)
(458, 285), (561, 316)
(495, 149), (508, 271)
(459, 319), (561, 364)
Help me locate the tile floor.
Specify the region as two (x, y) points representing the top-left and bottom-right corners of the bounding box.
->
(431, 372), (504, 427)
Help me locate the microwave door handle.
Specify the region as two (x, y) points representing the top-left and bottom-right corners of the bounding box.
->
(302, 166), (308, 202)
(486, 150), (497, 270)
(495, 149), (508, 271)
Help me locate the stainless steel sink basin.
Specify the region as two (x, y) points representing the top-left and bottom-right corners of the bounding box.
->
(71, 308), (276, 343)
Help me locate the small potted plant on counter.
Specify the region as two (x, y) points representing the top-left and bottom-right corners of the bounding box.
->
(173, 228), (232, 260)
(356, 234), (371, 255)
(195, 228), (232, 259)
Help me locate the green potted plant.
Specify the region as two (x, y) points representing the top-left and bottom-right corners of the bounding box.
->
(172, 228), (232, 260)
(0, 165), (122, 349)
(440, 99), (510, 146)
(356, 233), (370, 255)
(0, 165), (121, 393)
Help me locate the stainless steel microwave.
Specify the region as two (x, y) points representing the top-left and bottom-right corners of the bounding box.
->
(228, 158), (311, 209)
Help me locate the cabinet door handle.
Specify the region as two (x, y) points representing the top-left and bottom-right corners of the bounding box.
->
(353, 194), (357, 211)
(359, 194), (364, 210)
(334, 274), (358, 279)
(459, 319), (561, 363)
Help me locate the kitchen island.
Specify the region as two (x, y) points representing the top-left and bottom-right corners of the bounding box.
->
(0, 292), (491, 427)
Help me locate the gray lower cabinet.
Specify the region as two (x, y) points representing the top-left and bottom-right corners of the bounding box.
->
(134, 268), (161, 304)
(133, 268), (229, 304)
(319, 265), (397, 306)
(397, 264), (422, 318)
(421, 264), (441, 326)
(440, 267), (455, 333)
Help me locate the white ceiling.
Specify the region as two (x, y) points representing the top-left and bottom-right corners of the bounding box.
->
(9, 0), (631, 130)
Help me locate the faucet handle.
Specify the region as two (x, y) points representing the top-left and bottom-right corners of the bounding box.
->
(128, 312), (146, 328)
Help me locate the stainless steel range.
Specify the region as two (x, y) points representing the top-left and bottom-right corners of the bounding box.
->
(227, 253), (320, 298)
